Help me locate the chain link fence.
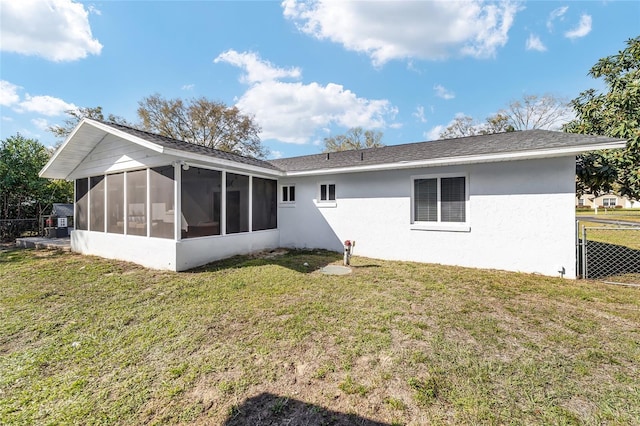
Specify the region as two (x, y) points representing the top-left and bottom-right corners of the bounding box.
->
(0, 218), (40, 241)
(578, 224), (640, 284)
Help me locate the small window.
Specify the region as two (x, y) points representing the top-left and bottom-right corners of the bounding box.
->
(282, 185), (296, 203)
(602, 197), (617, 207)
(320, 183), (336, 202)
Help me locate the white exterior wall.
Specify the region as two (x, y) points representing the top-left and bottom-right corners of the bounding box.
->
(72, 231), (178, 270)
(71, 229), (279, 271)
(279, 157), (577, 278)
(175, 230), (280, 271)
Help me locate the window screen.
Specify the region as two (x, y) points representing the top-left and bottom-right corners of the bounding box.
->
(181, 167), (221, 238)
(441, 177), (466, 222)
(127, 170), (147, 236)
(414, 178), (437, 222)
(107, 173), (124, 234)
(150, 166), (175, 239)
(75, 178), (88, 231)
(89, 176), (105, 232)
(252, 177), (277, 231)
(226, 173), (249, 234)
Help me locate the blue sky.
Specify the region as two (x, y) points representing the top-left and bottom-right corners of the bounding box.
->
(1, 1), (638, 159)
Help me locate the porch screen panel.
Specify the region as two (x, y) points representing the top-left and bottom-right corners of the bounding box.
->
(226, 173), (249, 234)
(150, 166), (174, 239)
(414, 178), (437, 222)
(441, 177), (465, 222)
(89, 176), (105, 232)
(181, 167), (221, 238)
(107, 173), (124, 234)
(75, 178), (88, 230)
(252, 177), (277, 231)
(127, 170), (147, 236)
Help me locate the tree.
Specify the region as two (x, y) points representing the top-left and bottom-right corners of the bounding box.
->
(49, 106), (130, 140)
(137, 94), (267, 158)
(0, 134), (72, 222)
(564, 36), (640, 200)
(500, 94), (571, 131)
(323, 127), (385, 152)
(439, 113), (514, 139)
(438, 94), (569, 140)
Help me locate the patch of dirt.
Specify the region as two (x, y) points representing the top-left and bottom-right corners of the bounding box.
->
(0, 241), (17, 253)
(249, 249), (289, 259)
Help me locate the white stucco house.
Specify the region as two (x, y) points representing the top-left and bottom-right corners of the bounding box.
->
(576, 193), (640, 209)
(40, 119), (626, 278)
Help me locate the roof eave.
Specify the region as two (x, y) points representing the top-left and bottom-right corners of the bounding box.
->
(39, 118), (88, 179)
(283, 141), (627, 177)
(164, 148), (284, 177)
(39, 119), (167, 180)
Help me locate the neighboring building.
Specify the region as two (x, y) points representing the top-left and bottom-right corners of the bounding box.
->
(576, 193), (640, 209)
(40, 119), (626, 278)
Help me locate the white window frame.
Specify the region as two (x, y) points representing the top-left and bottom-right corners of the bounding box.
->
(602, 197), (617, 207)
(280, 184), (296, 207)
(410, 173), (470, 232)
(316, 182), (337, 208)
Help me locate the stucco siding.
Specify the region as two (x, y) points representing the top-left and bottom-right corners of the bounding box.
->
(71, 230), (177, 270)
(279, 157), (577, 278)
(175, 230), (280, 271)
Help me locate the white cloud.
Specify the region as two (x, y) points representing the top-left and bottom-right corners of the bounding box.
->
(31, 117), (50, 131)
(0, 0), (102, 61)
(425, 125), (445, 141)
(434, 84), (455, 100)
(216, 50), (397, 144)
(546, 6), (568, 32)
(215, 50), (301, 84)
(182, 84), (195, 91)
(282, 0), (519, 66)
(413, 106), (428, 123)
(526, 34), (547, 52)
(236, 80), (396, 143)
(565, 14), (592, 39)
(0, 80), (21, 106)
(269, 150), (284, 160)
(18, 95), (77, 116)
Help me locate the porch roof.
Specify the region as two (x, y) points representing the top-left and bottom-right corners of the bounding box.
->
(40, 119), (280, 180)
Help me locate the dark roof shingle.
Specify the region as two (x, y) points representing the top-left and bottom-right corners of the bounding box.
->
(103, 121), (280, 171)
(267, 130), (622, 172)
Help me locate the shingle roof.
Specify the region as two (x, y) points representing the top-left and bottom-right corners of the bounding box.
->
(268, 130), (624, 172)
(52, 203), (74, 217)
(102, 121), (280, 171)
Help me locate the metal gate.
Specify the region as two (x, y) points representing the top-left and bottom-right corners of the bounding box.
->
(578, 224), (640, 284)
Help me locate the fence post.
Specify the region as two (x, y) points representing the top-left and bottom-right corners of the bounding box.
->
(581, 225), (588, 279)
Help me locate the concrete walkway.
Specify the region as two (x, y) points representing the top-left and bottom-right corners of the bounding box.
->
(15, 237), (71, 251)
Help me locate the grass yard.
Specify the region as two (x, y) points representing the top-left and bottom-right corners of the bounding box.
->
(1, 249), (639, 425)
(576, 220), (640, 251)
(576, 208), (640, 224)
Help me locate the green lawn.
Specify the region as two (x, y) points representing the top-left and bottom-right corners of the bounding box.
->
(576, 208), (640, 223)
(577, 220), (640, 251)
(1, 249), (639, 425)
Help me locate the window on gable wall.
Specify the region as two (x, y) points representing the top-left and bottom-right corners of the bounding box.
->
(319, 183), (336, 202)
(413, 176), (467, 224)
